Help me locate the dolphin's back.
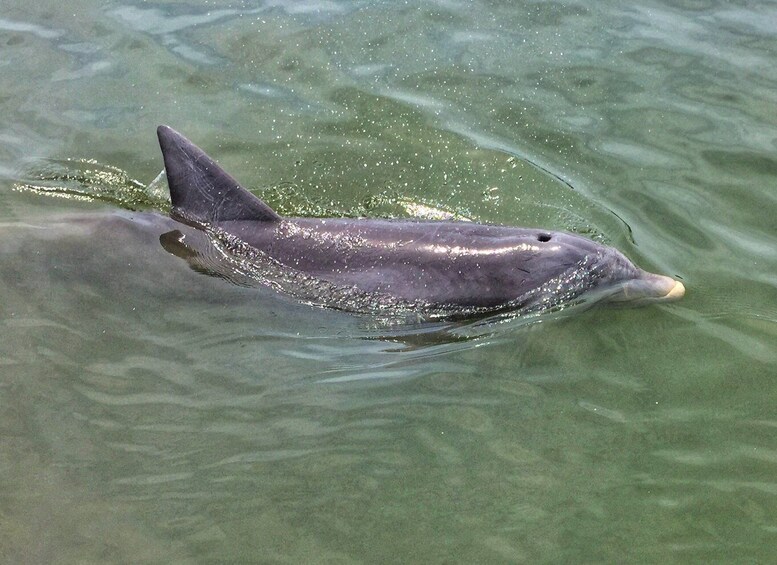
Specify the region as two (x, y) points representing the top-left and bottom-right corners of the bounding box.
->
(221, 216), (603, 308)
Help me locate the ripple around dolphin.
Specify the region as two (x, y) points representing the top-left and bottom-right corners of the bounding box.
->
(14, 128), (647, 330)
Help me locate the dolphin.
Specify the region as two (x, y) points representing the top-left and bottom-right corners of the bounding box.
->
(156, 125), (684, 319)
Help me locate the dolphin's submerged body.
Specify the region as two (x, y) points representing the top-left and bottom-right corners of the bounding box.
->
(156, 125), (684, 319)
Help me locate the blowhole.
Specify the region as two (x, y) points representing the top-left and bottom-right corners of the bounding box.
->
(537, 233), (552, 242)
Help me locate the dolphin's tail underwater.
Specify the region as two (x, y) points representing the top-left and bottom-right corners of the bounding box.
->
(156, 125), (281, 225)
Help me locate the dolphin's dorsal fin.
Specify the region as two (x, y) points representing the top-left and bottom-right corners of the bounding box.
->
(157, 125), (281, 225)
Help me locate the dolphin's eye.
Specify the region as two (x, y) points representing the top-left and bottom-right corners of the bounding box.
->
(537, 233), (552, 242)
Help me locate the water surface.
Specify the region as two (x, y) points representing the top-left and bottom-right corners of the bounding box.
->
(2, 1), (777, 562)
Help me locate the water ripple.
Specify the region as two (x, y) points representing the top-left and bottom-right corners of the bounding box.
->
(0, 17), (62, 39)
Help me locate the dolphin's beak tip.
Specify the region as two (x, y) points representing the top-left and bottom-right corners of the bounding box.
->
(624, 273), (686, 304)
(665, 279), (685, 300)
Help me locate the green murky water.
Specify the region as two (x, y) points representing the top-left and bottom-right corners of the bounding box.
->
(2, 1), (776, 562)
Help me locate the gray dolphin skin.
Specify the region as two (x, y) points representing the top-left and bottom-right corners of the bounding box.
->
(157, 125), (684, 318)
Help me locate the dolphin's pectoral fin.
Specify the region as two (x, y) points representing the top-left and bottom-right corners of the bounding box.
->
(156, 125), (281, 226)
(159, 229), (200, 260)
(159, 229), (260, 287)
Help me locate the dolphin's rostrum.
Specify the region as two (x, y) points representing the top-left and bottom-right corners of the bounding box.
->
(157, 125), (684, 319)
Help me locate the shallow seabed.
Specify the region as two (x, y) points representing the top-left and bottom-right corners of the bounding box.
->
(2, 1), (776, 562)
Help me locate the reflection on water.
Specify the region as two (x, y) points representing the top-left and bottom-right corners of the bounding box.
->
(2, 0), (777, 562)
